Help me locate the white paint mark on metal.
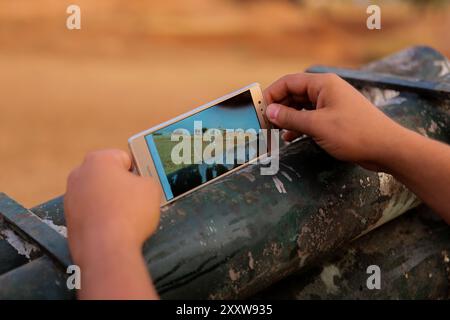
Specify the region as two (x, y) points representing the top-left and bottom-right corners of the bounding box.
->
(362, 88), (405, 108)
(417, 127), (429, 137)
(378, 172), (394, 196)
(229, 268), (240, 281)
(354, 175), (420, 240)
(434, 60), (450, 77)
(443, 251), (449, 263)
(381, 188), (419, 221)
(297, 251), (309, 268)
(429, 120), (438, 133)
(320, 264), (341, 294)
(42, 219), (67, 238)
(0, 229), (38, 259)
(248, 252), (255, 270)
(272, 176), (287, 194)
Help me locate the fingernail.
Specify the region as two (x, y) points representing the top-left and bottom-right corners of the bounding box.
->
(267, 104), (280, 120)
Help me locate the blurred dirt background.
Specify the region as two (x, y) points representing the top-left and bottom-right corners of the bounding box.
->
(0, 0), (449, 207)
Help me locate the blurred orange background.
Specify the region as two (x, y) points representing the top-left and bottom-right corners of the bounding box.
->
(1, 0), (449, 207)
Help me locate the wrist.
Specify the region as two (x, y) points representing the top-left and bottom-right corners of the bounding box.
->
(75, 241), (154, 300)
(69, 225), (142, 267)
(374, 124), (420, 175)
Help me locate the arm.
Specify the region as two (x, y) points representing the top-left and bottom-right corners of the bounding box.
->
(264, 73), (450, 222)
(64, 149), (161, 299)
(382, 127), (450, 221)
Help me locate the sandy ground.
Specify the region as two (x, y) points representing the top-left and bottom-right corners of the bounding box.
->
(1, 1), (449, 207)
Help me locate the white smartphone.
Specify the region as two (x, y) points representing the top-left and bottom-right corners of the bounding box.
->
(128, 83), (271, 206)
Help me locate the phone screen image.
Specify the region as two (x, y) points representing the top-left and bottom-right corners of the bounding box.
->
(145, 90), (263, 201)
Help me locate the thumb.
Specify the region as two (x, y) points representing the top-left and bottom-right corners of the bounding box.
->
(266, 103), (317, 136)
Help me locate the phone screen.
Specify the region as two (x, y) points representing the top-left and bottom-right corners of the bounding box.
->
(145, 90), (263, 201)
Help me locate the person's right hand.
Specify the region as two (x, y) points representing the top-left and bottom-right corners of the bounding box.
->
(264, 73), (407, 171)
(264, 72), (450, 222)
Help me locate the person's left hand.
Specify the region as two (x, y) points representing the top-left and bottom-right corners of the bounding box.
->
(64, 149), (161, 266)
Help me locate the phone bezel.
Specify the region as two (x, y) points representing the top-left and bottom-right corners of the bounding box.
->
(128, 83), (270, 206)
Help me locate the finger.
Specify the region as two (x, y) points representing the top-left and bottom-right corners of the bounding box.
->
(66, 166), (81, 187)
(114, 150), (132, 170)
(263, 73), (335, 107)
(84, 149), (132, 170)
(282, 130), (303, 142)
(270, 95), (315, 112)
(266, 103), (318, 136)
(264, 89), (310, 108)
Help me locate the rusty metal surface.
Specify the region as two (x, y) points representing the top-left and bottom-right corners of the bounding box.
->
(0, 46), (448, 299)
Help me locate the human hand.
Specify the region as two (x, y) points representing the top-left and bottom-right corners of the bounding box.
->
(64, 149), (161, 265)
(264, 73), (407, 171)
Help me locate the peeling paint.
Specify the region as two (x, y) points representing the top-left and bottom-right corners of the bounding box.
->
(417, 127), (429, 137)
(442, 251), (449, 263)
(434, 60), (450, 77)
(0, 229), (38, 259)
(378, 172), (395, 196)
(298, 251), (309, 268)
(428, 120), (438, 133)
(42, 218), (67, 238)
(362, 88), (405, 108)
(369, 188), (420, 233)
(229, 268), (240, 281)
(271, 243), (282, 256)
(353, 174), (421, 239)
(272, 176), (287, 194)
(248, 252), (255, 270)
(320, 264), (341, 294)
